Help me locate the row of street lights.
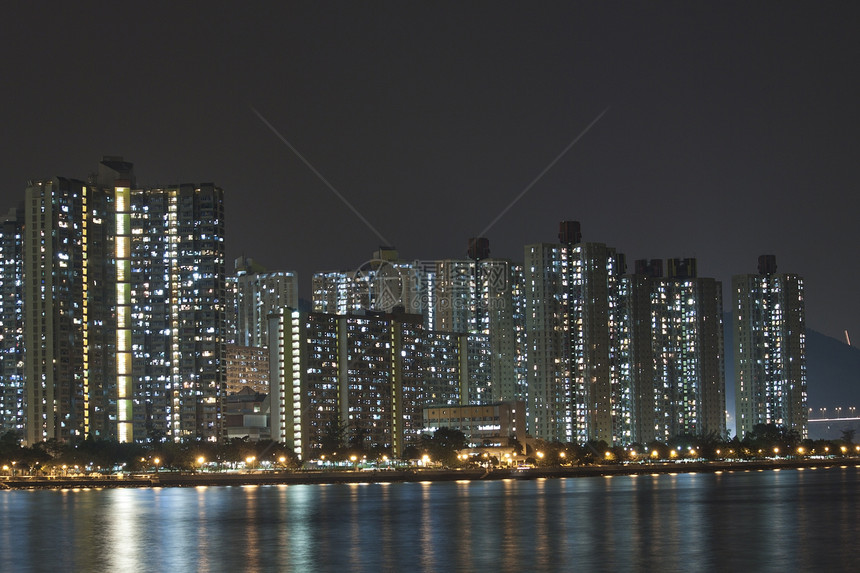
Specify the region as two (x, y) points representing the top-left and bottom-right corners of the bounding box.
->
(809, 407), (858, 419)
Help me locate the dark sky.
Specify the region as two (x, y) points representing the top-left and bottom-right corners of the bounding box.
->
(2, 2), (858, 343)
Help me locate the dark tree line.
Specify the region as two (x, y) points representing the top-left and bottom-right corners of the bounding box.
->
(2, 423), (856, 474)
(0, 431), (300, 474)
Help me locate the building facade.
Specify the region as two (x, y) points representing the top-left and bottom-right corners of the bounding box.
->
(733, 255), (807, 438)
(312, 247), (430, 317)
(23, 175), (117, 443)
(268, 309), (488, 459)
(432, 239), (527, 404)
(15, 157), (226, 444)
(225, 344), (270, 395)
(622, 258), (725, 444)
(129, 182), (226, 442)
(234, 255), (298, 348)
(0, 206), (25, 434)
(423, 401), (527, 448)
(524, 222), (627, 444)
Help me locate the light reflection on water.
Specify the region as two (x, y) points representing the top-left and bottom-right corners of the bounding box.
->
(1, 466), (858, 572)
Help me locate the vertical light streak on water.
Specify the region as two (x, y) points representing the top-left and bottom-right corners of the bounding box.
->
(199, 486), (216, 571)
(418, 481), (436, 571)
(532, 478), (550, 571)
(156, 487), (202, 570)
(376, 482), (394, 571)
(500, 479), (519, 568)
(455, 481), (474, 569)
(105, 488), (143, 572)
(295, 483), (329, 569)
(242, 485), (261, 571)
(272, 485), (288, 566)
(346, 483), (362, 570)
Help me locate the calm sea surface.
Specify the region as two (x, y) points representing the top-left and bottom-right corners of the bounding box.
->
(1, 466), (858, 572)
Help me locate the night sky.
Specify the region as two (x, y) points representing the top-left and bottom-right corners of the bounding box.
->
(2, 2), (858, 343)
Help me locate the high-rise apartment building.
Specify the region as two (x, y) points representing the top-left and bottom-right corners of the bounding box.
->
(225, 275), (238, 345)
(568, 237), (626, 444)
(0, 206), (25, 433)
(622, 258), (725, 443)
(524, 241), (568, 442)
(312, 247), (430, 317)
(525, 222), (626, 444)
(233, 255), (298, 348)
(268, 309), (485, 459)
(312, 242), (522, 406)
(16, 157), (225, 444)
(23, 174), (117, 443)
(432, 238), (527, 404)
(129, 181), (226, 442)
(733, 255), (807, 438)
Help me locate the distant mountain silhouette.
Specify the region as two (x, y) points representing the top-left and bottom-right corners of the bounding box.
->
(805, 329), (860, 412)
(723, 313), (860, 429)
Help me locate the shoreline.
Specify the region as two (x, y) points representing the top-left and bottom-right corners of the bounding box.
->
(2, 458), (858, 490)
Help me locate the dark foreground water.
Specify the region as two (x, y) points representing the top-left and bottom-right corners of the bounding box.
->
(1, 466), (858, 572)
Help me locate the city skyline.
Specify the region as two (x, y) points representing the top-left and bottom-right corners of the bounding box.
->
(2, 3), (858, 349)
(0, 153), (807, 441)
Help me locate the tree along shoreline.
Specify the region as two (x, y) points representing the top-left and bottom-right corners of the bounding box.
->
(2, 457), (858, 490)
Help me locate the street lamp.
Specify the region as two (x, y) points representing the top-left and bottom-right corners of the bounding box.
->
(350, 455), (358, 470)
(153, 458), (160, 473)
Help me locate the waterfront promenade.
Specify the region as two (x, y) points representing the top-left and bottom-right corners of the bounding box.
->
(3, 457), (858, 489)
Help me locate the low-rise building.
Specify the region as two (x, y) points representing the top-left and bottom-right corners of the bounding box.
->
(423, 401), (526, 448)
(223, 387), (270, 441)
